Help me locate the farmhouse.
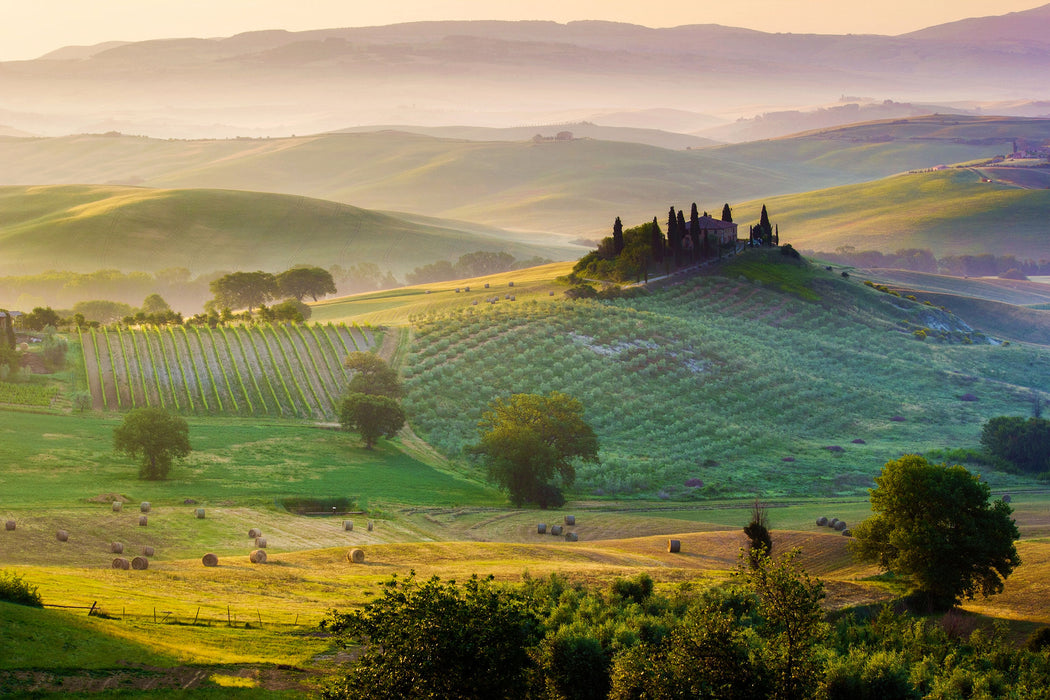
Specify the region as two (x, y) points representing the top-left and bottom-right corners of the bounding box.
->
(686, 215), (738, 247)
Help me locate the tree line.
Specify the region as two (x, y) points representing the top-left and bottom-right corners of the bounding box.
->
(406, 251), (551, 286)
(810, 247), (1050, 278)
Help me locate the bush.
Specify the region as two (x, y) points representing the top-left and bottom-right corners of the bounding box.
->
(0, 570), (43, 607)
(282, 496), (356, 514)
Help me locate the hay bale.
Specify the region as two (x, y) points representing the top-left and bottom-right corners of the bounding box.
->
(255, 538), (267, 548)
(550, 525), (563, 536)
(139, 516), (148, 527)
(140, 502), (151, 513)
(4, 520), (14, 531)
(564, 515), (576, 526)
(111, 542), (124, 554)
(195, 508), (206, 519)
(343, 520), (353, 531)
(565, 532), (578, 542)
(816, 516), (828, 526)
(537, 523), (547, 534)
(841, 529), (853, 538)
(250, 549), (267, 564)
(668, 539), (681, 553)
(347, 548), (365, 564)
(834, 520), (848, 531)
(56, 530), (69, 542)
(829, 518), (840, 528)
(1002, 494), (1012, 504)
(131, 556), (149, 570)
(201, 553), (218, 567)
(248, 528), (262, 538)
(112, 501), (123, 512)
(142, 545), (155, 557)
(508, 281), (515, 287)
(112, 557), (130, 570)
(367, 521), (374, 532)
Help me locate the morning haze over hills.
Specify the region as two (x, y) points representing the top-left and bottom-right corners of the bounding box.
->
(3, 3), (1050, 696)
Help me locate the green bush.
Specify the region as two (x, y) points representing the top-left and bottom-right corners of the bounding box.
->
(281, 496), (356, 514)
(0, 570), (43, 607)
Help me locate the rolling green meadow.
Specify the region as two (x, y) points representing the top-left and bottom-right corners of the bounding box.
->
(4, 114), (1050, 695)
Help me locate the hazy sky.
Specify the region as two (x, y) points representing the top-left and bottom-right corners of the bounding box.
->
(1, 0), (1045, 61)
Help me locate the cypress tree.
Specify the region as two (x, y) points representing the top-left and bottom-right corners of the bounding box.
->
(759, 205), (772, 246)
(652, 214), (665, 263)
(666, 206), (678, 258)
(721, 203), (733, 223)
(613, 217), (625, 256)
(690, 203), (702, 260)
(677, 210), (688, 264)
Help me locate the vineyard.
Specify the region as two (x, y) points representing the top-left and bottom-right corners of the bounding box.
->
(79, 322), (377, 420)
(403, 259), (1047, 499)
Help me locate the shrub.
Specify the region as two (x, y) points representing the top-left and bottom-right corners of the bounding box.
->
(0, 570), (43, 607)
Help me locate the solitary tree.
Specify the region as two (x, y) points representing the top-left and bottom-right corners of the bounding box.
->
(470, 391), (599, 508)
(113, 407), (191, 480)
(276, 266), (337, 302)
(141, 293), (171, 314)
(209, 271), (277, 312)
(340, 352), (405, 448)
(721, 203), (733, 223)
(612, 217), (624, 256)
(850, 454), (1020, 609)
(744, 499), (772, 569)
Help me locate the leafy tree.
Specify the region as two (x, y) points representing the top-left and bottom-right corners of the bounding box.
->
(141, 293), (171, 314)
(455, 251), (517, 277)
(22, 306), (61, 331)
(470, 391), (599, 508)
(72, 299), (134, 325)
(405, 259), (457, 285)
(113, 407), (191, 480)
(612, 217), (625, 256)
(980, 415), (1050, 474)
(276, 265), (336, 302)
(320, 574), (541, 700)
(339, 393), (406, 449)
(209, 271), (277, 312)
(744, 499), (772, 569)
(721, 203), (733, 223)
(344, 352), (403, 398)
(850, 455), (1020, 608)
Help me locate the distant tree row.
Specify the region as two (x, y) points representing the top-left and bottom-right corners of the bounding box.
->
(206, 266), (336, 313)
(811, 247), (1050, 278)
(405, 251), (551, 286)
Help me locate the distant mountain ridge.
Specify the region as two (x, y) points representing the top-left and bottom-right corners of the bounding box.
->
(1, 11), (1049, 138)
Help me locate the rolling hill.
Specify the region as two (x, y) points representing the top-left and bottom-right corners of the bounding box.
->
(0, 184), (582, 278)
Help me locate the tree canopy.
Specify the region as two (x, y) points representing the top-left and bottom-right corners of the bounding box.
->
(113, 407), (191, 480)
(850, 454), (1020, 608)
(209, 271), (277, 312)
(339, 393), (406, 449)
(276, 266), (337, 302)
(344, 352), (404, 399)
(981, 415), (1050, 474)
(470, 391), (599, 508)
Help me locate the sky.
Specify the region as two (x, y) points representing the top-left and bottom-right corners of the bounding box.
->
(1, 0), (1045, 61)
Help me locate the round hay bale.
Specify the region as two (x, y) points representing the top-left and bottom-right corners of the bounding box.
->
(668, 539), (681, 553)
(537, 523), (547, 535)
(142, 545), (155, 557)
(343, 520), (353, 531)
(131, 556), (149, 570)
(829, 518), (840, 528)
(195, 508), (206, 519)
(550, 525), (563, 536)
(248, 528), (262, 538)
(834, 520), (848, 531)
(565, 532), (578, 542)
(841, 529), (853, 538)
(816, 516), (828, 526)
(4, 520), (14, 531)
(367, 521), (374, 532)
(112, 557), (130, 570)
(56, 530), (69, 542)
(508, 281), (515, 287)
(1002, 494), (1012, 504)
(183, 498), (197, 505)
(347, 548), (365, 564)
(255, 538), (267, 548)
(564, 515), (576, 526)
(140, 502), (151, 513)
(112, 501), (123, 512)
(139, 516), (148, 527)
(201, 553), (218, 567)
(250, 549), (267, 564)
(111, 542), (124, 554)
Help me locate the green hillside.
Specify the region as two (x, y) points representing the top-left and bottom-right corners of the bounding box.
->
(744, 168), (1050, 259)
(0, 128), (1011, 237)
(399, 250), (1047, 500)
(0, 185), (580, 277)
